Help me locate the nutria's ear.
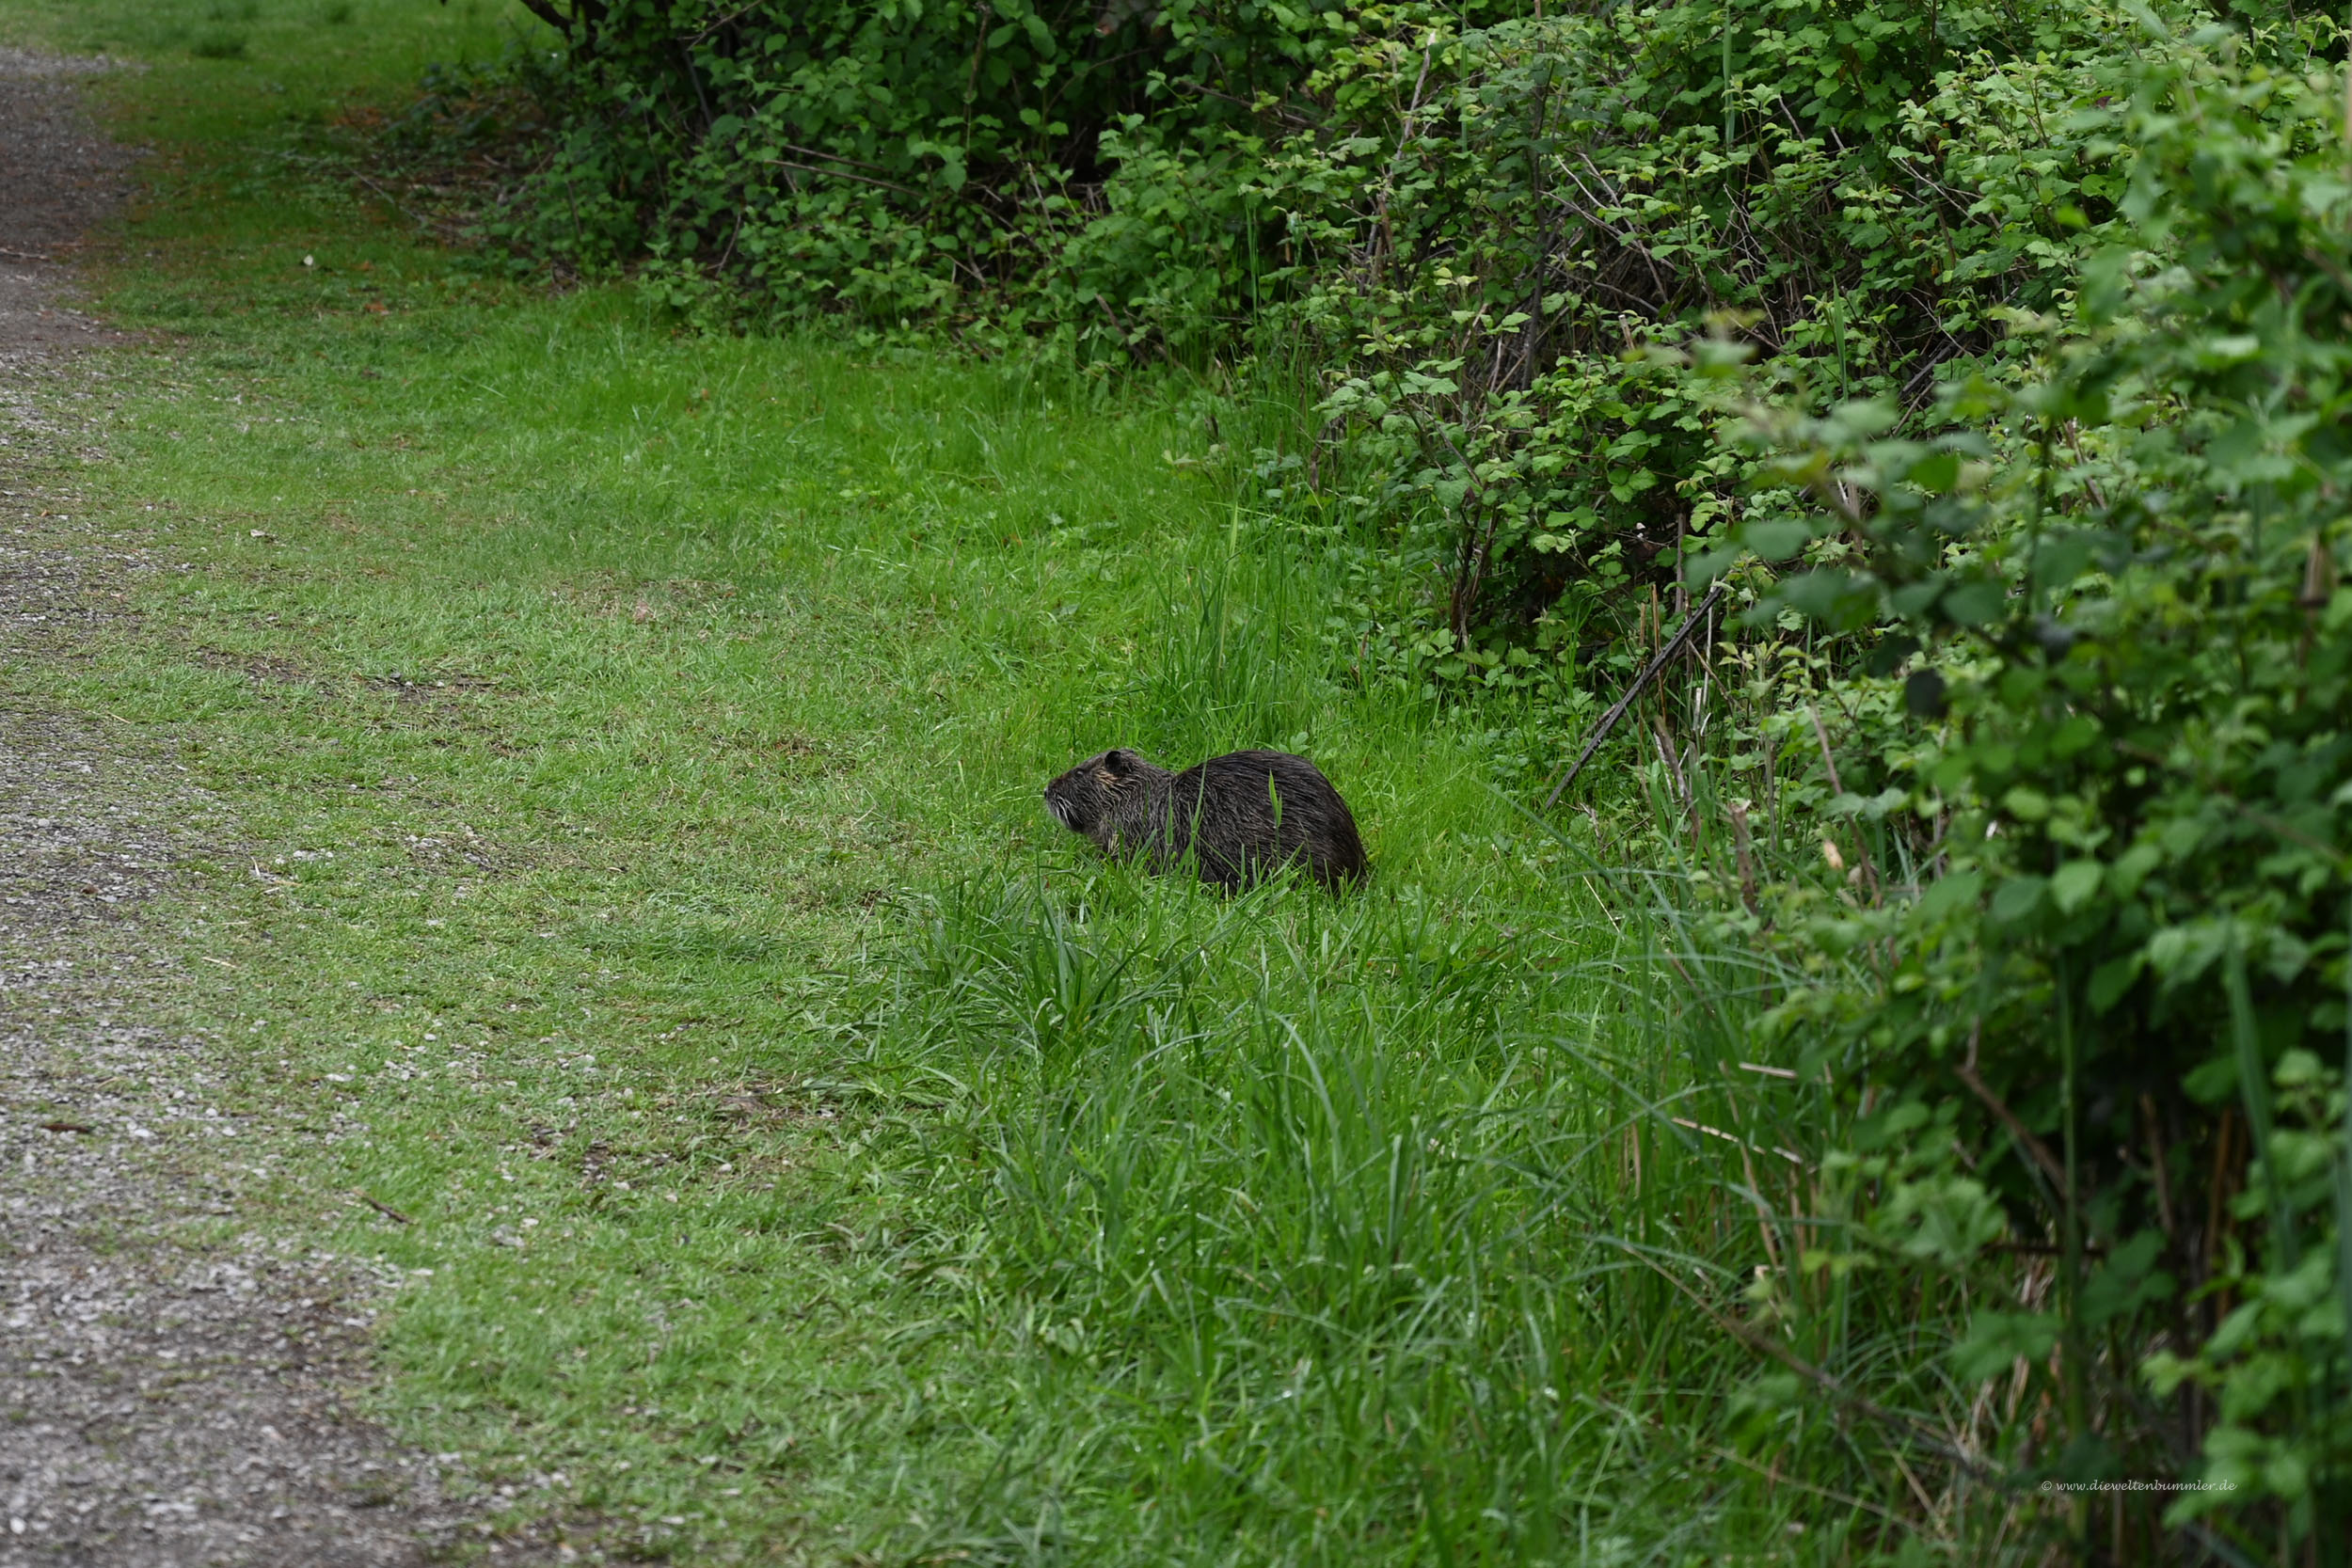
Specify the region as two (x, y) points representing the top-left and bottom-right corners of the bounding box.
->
(1103, 748), (1138, 776)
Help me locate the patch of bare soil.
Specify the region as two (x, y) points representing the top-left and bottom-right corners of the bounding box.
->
(0, 49), (499, 1568)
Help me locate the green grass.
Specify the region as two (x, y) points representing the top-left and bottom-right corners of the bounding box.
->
(5, 0), (515, 82)
(0, 6), (1980, 1563)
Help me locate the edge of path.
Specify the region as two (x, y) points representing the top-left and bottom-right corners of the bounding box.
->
(0, 45), (516, 1568)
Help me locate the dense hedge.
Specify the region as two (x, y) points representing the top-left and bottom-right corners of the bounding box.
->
(1737, 44), (2352, 1540)
(476, 0), (2352, 1556)
(492, 0), (1347, 329)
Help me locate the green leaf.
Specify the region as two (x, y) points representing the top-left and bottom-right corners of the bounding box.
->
(2031, 530), (2096, 592)
(1914, 869), (1982, 922)
(1941, 580), (2006, 626)
(1953, 1310), (2060, 1382)
(1740, 518), (1812, 560)
(2002, 787), (2051, 822)
(1990, 875), (2047, 925)
(2108, 843), (2162, 898)
(2080, 1231), (2174, 1328)
(2049, 860), (2103, 915)
(1776, 570), (1878, 629)
(1877, 1175), (2006, 1267)
(1907, 450), (1962, 494)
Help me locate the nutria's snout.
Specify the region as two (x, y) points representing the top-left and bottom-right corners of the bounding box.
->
(1043, 748), (1143, 847)
(1041, 746), (1367, 892)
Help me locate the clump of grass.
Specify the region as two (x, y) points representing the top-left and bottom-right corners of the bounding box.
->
(823, 775), (2047, 1560)
(824, 826), (1756, 1561)
(768, 506), (1798, 1555)
(322, 1), (353, 24)
(188, 28), (247, 57)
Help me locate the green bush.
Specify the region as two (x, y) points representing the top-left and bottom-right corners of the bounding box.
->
(488, 0), (1352, 331)
(485, 0), (2164, 650)
(1728, 28), (2352, 1550)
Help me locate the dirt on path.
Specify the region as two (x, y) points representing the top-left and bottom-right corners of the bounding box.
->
(0, 48), (486, 1568)
(0, 49), (132, 372)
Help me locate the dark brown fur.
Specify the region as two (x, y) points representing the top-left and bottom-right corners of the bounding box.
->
(1043, 748), (1369, 892)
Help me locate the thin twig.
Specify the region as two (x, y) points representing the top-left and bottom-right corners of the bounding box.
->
(687, 1), (762, 41)
(1955, 1022), (2066, 1192)
(1806, 701), (1882, 900)
(1652, 716), (1697, 840)
(1543, 579), (1727, 810)
(758, 158), (925, 200)
(1708, 1444), (1910, 1526)
(357, 1192), (413, 1226)
(1805, 701), (1845, 795)
(771, 140), (901, 179)
(2139, 1092), (2176, 1241)
(1610, 1241), (2004, 1481)
(1728, 799), (1760, 916)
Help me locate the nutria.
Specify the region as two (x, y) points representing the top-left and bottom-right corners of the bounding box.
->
(1043, 748), (1368, 892)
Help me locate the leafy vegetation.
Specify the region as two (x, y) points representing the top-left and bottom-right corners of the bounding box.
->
(1731, 40), (2352, 1544)
(6, 13), (1764, 1562)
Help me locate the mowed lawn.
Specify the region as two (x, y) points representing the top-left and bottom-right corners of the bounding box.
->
(0, 3), (1799, 1563)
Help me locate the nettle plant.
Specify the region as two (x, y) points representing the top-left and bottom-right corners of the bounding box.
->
(1733, 36), (2352, 1548)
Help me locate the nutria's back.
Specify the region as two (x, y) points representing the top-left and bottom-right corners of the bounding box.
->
(1044, 747), (1367, 891)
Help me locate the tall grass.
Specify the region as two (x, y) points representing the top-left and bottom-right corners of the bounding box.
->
(48, 259), (2037, 1554)
(763, 500), (1975, 1560)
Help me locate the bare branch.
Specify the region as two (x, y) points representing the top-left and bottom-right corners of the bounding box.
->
(1543, 579), (1727, 810)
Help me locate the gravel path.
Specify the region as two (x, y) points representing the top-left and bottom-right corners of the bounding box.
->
(0, 49), (132, 373)
(0, 49), (481, 1568)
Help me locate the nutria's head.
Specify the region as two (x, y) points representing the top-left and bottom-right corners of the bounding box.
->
(1044, 748), (1152, 849)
